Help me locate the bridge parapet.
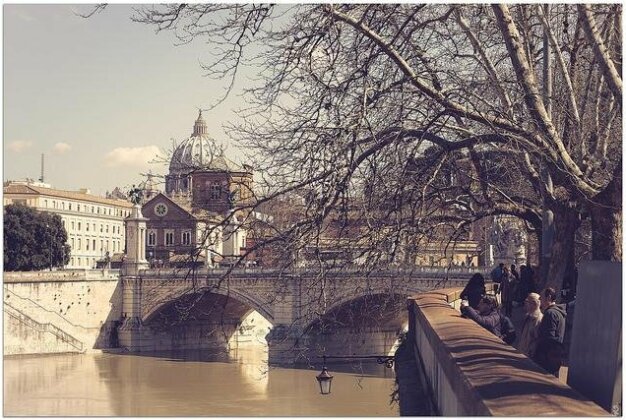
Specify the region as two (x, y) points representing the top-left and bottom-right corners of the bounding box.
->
(405, 288), (607, 416)
(139, 265), (487, 280)
(3, 269), (120, 283)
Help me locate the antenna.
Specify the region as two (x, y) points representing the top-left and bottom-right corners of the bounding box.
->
(39, 154), (45, 183)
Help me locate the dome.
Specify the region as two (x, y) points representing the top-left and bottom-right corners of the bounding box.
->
(169, 111), (226, 174)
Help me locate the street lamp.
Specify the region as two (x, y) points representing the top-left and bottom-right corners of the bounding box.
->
(315, 354), (395, 395)
(316, 356), (333, 395)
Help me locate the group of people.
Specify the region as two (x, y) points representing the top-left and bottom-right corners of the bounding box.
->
(490, 262), (537, 317)
(459, 269), (567, 377)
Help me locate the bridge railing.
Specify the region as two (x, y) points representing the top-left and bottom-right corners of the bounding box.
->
(3, 269), (120, 283)
(405, 287), (607, 416)
(140, 265), (489, 278)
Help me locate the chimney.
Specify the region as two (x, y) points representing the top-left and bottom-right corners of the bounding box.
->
(39, 154), (45, 183)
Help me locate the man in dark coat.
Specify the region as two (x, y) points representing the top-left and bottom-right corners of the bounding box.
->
(534, 287), (567, 376)
(461, 295), (502, 338)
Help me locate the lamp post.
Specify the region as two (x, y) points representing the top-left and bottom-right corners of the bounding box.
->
(316, 356), (333, 395)
(315, 354), (395, 395)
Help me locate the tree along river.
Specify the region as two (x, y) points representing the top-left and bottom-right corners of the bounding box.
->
(4, 347), (398, 416)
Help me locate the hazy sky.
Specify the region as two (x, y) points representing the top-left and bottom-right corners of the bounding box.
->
(4, 4), (251, 195)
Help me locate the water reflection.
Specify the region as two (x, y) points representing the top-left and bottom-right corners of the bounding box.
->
(4, 347), (397, 416)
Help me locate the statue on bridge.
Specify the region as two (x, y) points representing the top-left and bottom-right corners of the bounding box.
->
(128, 185), (144, 206)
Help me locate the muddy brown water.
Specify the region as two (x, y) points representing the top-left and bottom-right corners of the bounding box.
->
(4, 348), (398, 416)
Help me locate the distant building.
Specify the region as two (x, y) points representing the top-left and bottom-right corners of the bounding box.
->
(142, 111), (254, 267)
(4, 180), (133, 269)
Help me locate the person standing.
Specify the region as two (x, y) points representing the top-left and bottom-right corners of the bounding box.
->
(460, 273), (486, 309)
(460, 295), (502, 338)
(500, 266), (513, 317)
(490, 262), (505, 294)
(534, 287), (567, 376)
(516, 293), (543, 358)
(510, 264), (520, 304)
(518, 265), (530, 302)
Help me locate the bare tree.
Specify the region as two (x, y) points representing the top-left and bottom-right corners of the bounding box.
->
(80, 4), (622, 363)
(126, 4), (621, 292)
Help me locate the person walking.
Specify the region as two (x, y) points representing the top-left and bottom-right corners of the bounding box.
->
(500, 266), (513, 317)
(517, 265), (530, 302)
(490, 262), (505, 294)
(534, 288), (567, 376)
(460, 295), (502, 338)
(510, 264), (520, 305)
(516, 293), (543, 358)
(460, 273), (486, 309)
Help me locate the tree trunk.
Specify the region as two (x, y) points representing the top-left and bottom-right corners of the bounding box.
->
(590, 166), (622, 261)
(542, 209), (581, 293)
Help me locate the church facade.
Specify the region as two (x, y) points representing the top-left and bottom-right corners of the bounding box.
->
(142, 111), (253, 267)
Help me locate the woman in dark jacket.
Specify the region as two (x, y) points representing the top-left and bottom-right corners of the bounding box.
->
(461, 295), (502, 337)
(460, 273), (486, 309)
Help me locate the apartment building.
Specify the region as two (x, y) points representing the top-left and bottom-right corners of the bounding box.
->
(4, 180), (133, 269)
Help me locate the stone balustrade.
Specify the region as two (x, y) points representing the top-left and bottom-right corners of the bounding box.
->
(405, 287), (607, 416)
(3, 269), (120, 283)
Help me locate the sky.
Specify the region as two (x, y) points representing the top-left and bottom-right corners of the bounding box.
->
(4, 4), (251, 196)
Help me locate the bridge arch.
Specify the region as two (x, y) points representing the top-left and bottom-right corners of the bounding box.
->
(321, 284), (429, 317)
(142, 285), (274, 325)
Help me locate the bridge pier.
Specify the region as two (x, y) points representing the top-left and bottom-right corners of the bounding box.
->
(118, 204), (150, 351)
(118, 277), (147, 351)
(266, 324), (310, 365)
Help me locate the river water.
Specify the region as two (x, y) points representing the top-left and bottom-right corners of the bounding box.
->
(4, 347), (398, 416)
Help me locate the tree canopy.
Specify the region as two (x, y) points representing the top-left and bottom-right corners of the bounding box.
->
(124, 4), (621, 290)
(4, 204), (70, 271)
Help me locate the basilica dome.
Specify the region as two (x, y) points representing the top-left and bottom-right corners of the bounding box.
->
(170, 111), (219, 174)
(165, 111), (241, 196)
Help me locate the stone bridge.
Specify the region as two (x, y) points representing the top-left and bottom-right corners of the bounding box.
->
(118, 266), (484, 363)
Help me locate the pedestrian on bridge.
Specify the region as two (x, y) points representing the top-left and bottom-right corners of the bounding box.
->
(517, 292), (543, 358)
(534, 288), (567, 377)
(460, 295), (502, 338)
(460, 273), (486, 309)
(500, 266), (514, 317)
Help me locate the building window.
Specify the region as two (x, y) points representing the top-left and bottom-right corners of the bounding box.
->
(77, 204), (81, 212)
(78, 257), (81, 266)
(165, 230), (175, 246)
(106, 224), (109, 233)
(92, 206), (95, 213)
(93, 239), (96, 250)
(86, 240), (90, 251)
(100, 224), (103, 232)
(71, 238), (75, 249)
(86, 223), (89, 232)
(182, 231), (191, 245)
(100, 240), (104, 252)
(241, 235), (246, 248)
(71, 221), (75, 230)
(62, 220), (65, 228)
(210, 184), (221, 199)
(92, 223), (95, 231)
(148, 230), (156, 246)
(78, 222), (82, 231)
(44, 200), (48, 208)
(69, 203), (72, 211)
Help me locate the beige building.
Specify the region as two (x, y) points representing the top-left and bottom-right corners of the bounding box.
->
(4, 180), (133, 269)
